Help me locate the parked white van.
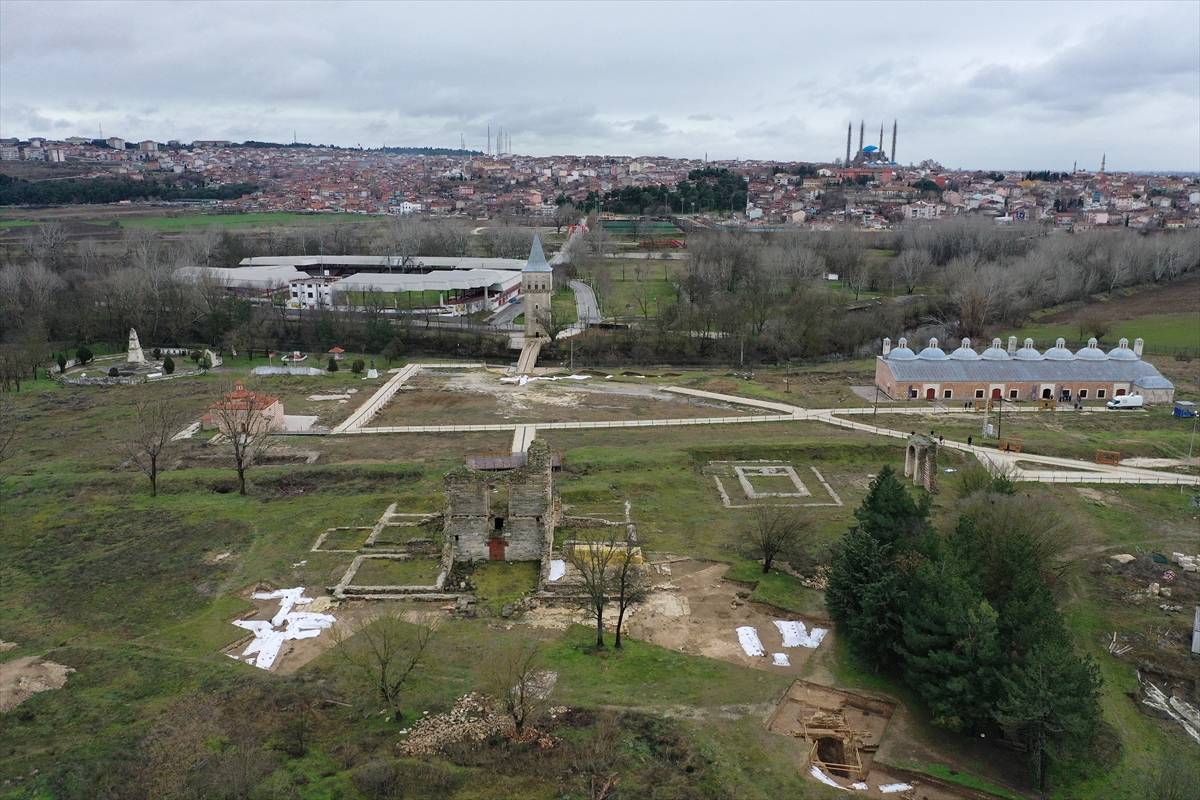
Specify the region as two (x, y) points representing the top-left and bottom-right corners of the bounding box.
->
(1106, 395), (1144, 409)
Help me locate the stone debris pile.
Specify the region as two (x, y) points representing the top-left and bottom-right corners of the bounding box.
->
(398, 693), (560, 756)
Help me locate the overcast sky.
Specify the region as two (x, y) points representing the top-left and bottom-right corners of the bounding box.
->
(2, 1), (1197, 171)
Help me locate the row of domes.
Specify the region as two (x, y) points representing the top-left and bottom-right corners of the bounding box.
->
(885, 336), (1143, 362)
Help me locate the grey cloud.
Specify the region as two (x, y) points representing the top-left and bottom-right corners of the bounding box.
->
(0, 1), (1196, 169)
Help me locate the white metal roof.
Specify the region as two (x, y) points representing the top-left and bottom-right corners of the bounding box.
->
(334, 270), (521, 294)
(239, 255), (527, 271)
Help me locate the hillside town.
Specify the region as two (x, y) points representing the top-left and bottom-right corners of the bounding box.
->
(3, 135), (1198, 230)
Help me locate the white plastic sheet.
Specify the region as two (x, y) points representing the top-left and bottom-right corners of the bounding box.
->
(774, 619), (828, 649)
(736, 626), (765, 657)
(879, 783), (914, 793)
(809, 766), (849, 790)
(548, 560), (566, 581)
(231, 587), (335, 671)
(772, 652), (790, 666)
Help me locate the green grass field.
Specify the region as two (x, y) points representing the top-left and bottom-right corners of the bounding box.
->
(2, 358), (1196, 797)
(1004, 313), (1200, 351)
(94, 211), (385, 232)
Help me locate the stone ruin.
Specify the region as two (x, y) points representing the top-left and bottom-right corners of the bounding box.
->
(444, 438), (557, 565)
(904, 433), (938, 493)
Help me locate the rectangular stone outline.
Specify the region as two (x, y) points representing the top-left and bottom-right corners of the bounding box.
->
(712, 464), (843, 509)
(735, 465), (812, 499)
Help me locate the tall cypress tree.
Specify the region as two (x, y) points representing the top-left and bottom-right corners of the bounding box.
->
(898, 559), (1003, 731)
(995, 638), (1102, 791)
(825, 527), (906, 671)
(854, 465), (932, 548)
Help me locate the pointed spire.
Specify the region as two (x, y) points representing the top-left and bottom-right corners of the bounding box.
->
(523, 234), (552, 272)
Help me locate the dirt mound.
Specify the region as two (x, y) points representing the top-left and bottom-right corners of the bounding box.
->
(0, 656), (75, 712)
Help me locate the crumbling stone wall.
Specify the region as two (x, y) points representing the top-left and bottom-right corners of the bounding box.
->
(444, 439), (557, 562)
(904, 433), (938, 493)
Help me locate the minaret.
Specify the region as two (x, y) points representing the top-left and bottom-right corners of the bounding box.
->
(1100, 154), (1106, 174)
(858, 121), (864, 159)
(891, 120), (897, 164)
(846, 123), (852, 166)
(522, 235), (553, 339)
(878, 125), (884, 157)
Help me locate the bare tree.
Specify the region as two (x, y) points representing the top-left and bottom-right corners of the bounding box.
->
(744, 505), (813, 574)
(1076, 308), (1111, 342)
(330, 607), (438, 721)
(207, 380), (276, 495)
(566, 530), (621, 648)
(611, 543), (648, 649)
(481, 634), (548, 734)
(553, 202), (577, 234)
(891, 248), (930, 294)
(0, 399), (16, 486)
(118, 395), (185, 497)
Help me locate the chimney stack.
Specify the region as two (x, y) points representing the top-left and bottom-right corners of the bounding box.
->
(1007, 336), (1018, 354)
(882, 337), (892, 355)
(1133, 338), (1144, 357)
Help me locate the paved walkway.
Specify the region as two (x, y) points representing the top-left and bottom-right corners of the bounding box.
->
(332, 363), (484, 433)
(328, 370), (1197, 487)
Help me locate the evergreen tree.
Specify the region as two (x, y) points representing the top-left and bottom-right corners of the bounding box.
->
(825, 527), (906, 671)
(854, 466), (931, 548)
(898, 559), (1002, 731)
(995, 638), (1102, 791)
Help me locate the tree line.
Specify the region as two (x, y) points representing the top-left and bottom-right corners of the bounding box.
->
(0, 174), (258, 206)
(561, 216), (1198, 366)
(576, 167), (749, 215)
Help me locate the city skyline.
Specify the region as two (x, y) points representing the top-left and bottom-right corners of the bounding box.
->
(1, 0), (1198, 171)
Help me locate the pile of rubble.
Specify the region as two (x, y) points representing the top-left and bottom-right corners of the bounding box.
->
(398, 693), (505, 756)
(1170, 552), (1200, 573)
(397, 693), (559, 756)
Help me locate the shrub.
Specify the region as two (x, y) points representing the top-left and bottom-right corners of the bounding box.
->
(352, 359), (365, 374)
(76, 346), (93, 365)
(57, 353), (67, 373)
(152, 347), (161, 359)
(189, 349), (202, 363)
(108, 366), (119, 377)
(163, 356), (175, 375)
(328, 357), (339, 373)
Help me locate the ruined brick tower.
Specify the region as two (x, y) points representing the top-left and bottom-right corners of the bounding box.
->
(444, 439), (557, 562)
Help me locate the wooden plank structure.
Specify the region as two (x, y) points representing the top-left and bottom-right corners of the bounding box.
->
(1040, 399), (1057, 411)
(1095, 450), (1121, 466)
(999, 437), (1023, 453)
(789, 703), (871, 780)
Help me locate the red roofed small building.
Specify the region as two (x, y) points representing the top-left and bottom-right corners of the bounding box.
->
(201, 381), (285, 434)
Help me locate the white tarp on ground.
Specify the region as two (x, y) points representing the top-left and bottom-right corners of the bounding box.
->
(810, 766), (848, 790)
(772, 652), (790, 666)
(548, 560), (566, 581)
(851, 783), (869, 790)
(879, 784), (914, 793)
(500, 374), (592, 384)
(774, 619), (828, 649)
(231, 587), (335, 671)
(737, 626), (765, 657)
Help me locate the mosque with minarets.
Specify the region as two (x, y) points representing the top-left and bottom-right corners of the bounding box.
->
(874, 335), (1175, 405)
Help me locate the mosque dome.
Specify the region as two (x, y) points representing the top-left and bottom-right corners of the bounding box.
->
(863, 145), (878, 152)
(1108, 337), (1139, 361)
(1014, 338), (1044, 360)
(888, 337), (916, 360)
(950, 337), (981, 360)
(917, 337), (949, 360)
(981, 337), (1011, 360)
(1075, 338), (1109, 361)
(1043, 338), (1075, 361)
